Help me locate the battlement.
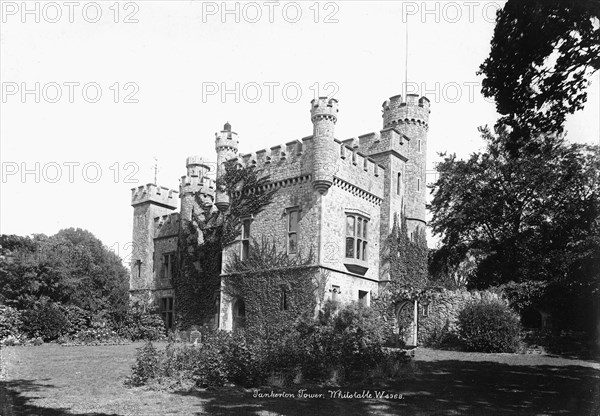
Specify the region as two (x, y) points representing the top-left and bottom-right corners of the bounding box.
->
(180, 175), (215, 208)
(382, 94), (430, 129)
(131, 184), (179, 209)
(336, 139), (385, 180)
(235, 139), (305, 170)
(310, 97), (339, 123)
(180, 174), (215, 191)
(215, 123), (239, 152)
(225, 133), (383, 188)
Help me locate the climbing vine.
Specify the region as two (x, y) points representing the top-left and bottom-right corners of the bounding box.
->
(174, 160), (276, 329)
(372, 213), (430, 343)
(223, 239), (327, 341)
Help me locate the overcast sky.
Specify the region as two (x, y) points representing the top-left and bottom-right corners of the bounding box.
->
(1, 1), (598, 258)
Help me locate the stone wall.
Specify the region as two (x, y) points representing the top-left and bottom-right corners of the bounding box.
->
(418, 289), (503, 346)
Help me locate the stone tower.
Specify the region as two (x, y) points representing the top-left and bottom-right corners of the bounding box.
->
(310, 97), (339, 195)
(179, 156), (213, 224)
(381, 94), (429, 236)
(130, 184), (178, 294)
(214, 122), (239, 212)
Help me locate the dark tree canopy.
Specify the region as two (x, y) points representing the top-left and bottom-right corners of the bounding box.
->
(0, 228), (129, 316)
(429, 126), (599, 290)
(479, 0), (600, 142)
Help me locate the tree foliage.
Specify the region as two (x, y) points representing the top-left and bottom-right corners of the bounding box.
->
(479, 0), (600, 142)
(0, 228), (129, 319)
(429, 126), (600, 290)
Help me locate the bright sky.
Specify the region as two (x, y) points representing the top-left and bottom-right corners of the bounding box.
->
(1, 1), (598, 258)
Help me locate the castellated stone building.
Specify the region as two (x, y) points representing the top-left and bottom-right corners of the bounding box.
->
(130, 94), (430, 331)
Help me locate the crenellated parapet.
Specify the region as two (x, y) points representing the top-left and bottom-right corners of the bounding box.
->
(223, 132), (385, 203)
(131, 184), (179, 209)
(335, 139), (385, 200)
(382, 94), (430, 129)
(237, 140), (304, 169)
(180, 175), (215, 206)
(310, 96), (339, 123)
(215, 122), (239, 152)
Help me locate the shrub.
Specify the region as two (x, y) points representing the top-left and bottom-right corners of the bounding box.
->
(21, 300), (69, 341)
(117, 301), (166, 341)
(60, 321), (130, 345)
(61, 304), (92, 335)
(221, 331), (262, 386)
(127, 342), (162, 386)
(290, 301), (387, 381)
(457, 300), (522, 352)
(127, 302), (406, 389)
(0, 305), (24, 340)
(191, 336), (230, 387)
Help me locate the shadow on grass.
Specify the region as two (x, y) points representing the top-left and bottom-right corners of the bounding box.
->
(172, 360), (600, 416)
(0, 380), (119, 416)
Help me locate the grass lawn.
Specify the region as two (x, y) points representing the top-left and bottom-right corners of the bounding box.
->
(1, 342), (599, 415)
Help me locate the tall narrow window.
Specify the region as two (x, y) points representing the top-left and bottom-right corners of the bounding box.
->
(418, 139), (422, 152)
(241, 218), (251, 260)
(287, 208), (299, 254)
(135, 260), (142, 278)
(345, 216), (355, 258)
(345, 214), (368, 261)
(280, 289), (289, 311)
(417, 178), (421, 192)
(160, 297), (174, 330)
(397, 172), (402, 195)
(161, 253), (175, 279)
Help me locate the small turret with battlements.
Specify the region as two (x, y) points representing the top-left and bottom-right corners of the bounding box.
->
(310, 97), (339, 195)
(215, 122), (239, 212)
(180, 156), (215, 223)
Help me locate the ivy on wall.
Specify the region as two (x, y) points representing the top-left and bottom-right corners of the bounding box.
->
(174, 161), (276, 330)
(223, 239), (327, 341)
(372, 214), (429, 342)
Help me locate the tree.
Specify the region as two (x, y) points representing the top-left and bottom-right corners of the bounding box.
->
(0, 229), (129, 319)
(429, 125), (599, 290)
(479, 0), (600, 143)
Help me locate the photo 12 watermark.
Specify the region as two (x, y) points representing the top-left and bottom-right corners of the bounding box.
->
(403, 81), (493, 104)
(1, 162), (140, 184)
(1, 1), (140, 23)
(401, 1), (504, 24)
(1, 82), (140, 104)
(199, 1), (340, 24)
(201, 81), (339, 104)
